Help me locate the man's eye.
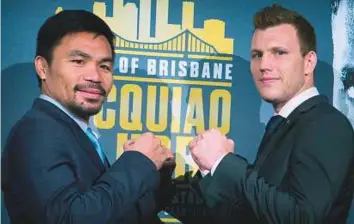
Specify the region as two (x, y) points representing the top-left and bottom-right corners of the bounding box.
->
(71, 59), (84, 65)
(276, 50), (287, 55)
(100, 64), (112, 72)
(252, 52), (262, 59)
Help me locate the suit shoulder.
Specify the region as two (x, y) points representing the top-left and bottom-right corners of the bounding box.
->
(311, 103), (353, 130)
(295, 102), (354, 151)
(10, 109), (64, 134)
(4, 108), (74, 155)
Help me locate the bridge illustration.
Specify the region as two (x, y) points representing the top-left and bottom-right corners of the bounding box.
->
(115, 29), (219, 55)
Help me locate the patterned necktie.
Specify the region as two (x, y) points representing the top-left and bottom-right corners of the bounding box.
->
(86, 127), (105, 163)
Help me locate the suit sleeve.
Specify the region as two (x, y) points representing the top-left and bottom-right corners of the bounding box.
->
(201, 114), (354, 223)
(2, 119), (160, 224)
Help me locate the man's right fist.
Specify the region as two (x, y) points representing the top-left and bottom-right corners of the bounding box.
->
(123, 132), (174, 170)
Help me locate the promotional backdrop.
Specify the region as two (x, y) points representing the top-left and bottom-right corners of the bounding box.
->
(2, 0), (353, 223)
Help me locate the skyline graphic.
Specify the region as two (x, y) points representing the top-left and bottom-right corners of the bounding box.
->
(93, 0), (234, 55)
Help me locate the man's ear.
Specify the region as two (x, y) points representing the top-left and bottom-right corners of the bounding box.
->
(34, 56), (49, 81)
(304, 51), (317, 76)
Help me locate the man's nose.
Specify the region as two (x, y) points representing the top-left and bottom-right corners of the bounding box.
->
(84, 65), (101, 83)
(260, 54), (273, 72)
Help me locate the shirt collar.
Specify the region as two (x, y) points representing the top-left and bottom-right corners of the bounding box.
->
(277, 87), (319, 118)
(39, 94), (99, 138)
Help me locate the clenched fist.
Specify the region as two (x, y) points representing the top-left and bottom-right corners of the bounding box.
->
(123, 132), (174, 170)
(189, 129), (234, 171)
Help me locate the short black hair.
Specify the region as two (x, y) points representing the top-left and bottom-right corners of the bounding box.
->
(35, 10), (115, 86)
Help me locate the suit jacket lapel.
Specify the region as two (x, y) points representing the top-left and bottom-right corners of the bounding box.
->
(255, 119), (293, 169)
(103, 156), (111, 168)
(74, 126), (108, 172)
(33, 98), (107, 173)
(254, 95), (328, 169)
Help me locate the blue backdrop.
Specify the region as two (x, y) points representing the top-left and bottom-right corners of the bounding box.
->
(2, 0), (353, 223)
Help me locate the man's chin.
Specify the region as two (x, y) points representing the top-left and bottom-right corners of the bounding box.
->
(260, 92), (281, 104)
(83, 98), (105, 113)
(68, 103), (103, 120)
(83, 107), (102, 116)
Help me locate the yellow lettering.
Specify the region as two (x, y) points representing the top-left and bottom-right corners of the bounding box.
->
(120, 84), (143, 131)
(171, 87), (182, 133)
(157, 135), (171, 149)
(183, 88), (205, 134)
(93, 84), (117, 129)
(146, 86), (169, 132)
(209, 89), (231, 135)
(175, 136), (197, 177)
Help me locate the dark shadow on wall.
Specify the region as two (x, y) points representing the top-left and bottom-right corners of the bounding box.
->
(1, 62), (40, 145)
(315, 60), (334, 102)
(1, 62), (39, 224)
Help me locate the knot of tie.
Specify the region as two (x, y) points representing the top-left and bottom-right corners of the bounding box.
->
(265, 115), (286, 135)
(86, 128), (105, 163)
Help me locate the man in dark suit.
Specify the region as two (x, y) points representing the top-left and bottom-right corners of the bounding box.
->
(187, 4), (354, 223)
(1, 10), (175, 224)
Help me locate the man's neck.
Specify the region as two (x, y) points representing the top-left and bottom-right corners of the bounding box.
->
(39, 94), (90, 128)
(41, 90), (89, 124)
(274, 84), (313, 113)
(273, 86), (319, 118)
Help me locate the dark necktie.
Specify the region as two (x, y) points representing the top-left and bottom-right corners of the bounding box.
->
(256, 115), (286, 158)
(265, 115), (286, 136)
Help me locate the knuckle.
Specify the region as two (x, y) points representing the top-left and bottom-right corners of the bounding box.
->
(154, 137), (161, 145)
(144, 132), (153, 138)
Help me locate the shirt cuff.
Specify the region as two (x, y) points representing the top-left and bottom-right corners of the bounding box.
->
(211, 153), (228, 176)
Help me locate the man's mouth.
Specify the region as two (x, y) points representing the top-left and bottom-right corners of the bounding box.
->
(74, 84), (106, 97)
(260, 77), (280, 84)
(78, 88), (104, 96)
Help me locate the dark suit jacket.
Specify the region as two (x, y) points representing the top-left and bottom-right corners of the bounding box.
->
(197, 95), (354, 223)
(1, 98), (166, 224)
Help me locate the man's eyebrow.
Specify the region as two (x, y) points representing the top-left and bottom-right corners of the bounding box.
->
(251, 49), (262, 53)
(100, 57), (113, 63)
(68, 50), (91, 59)
(68, 50), (113, 63)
